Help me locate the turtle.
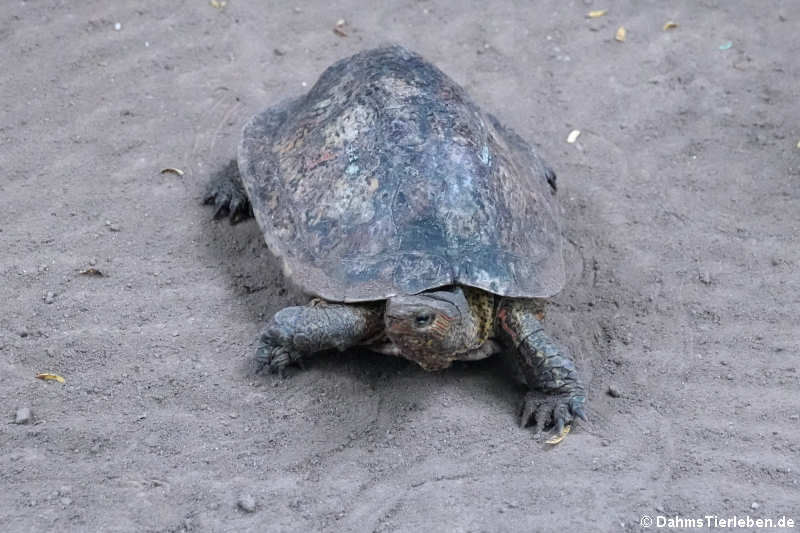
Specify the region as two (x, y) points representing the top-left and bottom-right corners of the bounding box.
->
(203, 45), (586, 434)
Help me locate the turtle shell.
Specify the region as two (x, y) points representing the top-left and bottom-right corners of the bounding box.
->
(238, 45), (564, 302)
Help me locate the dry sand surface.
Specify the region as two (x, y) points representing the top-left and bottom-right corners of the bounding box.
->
(2, 1), (799, 532)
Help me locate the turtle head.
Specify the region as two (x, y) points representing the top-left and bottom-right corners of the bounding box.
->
(384, 288), (474, 370)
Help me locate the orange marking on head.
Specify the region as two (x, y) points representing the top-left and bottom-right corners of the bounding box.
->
(431, 314), (451, 336)
(497, 308), (518, 342)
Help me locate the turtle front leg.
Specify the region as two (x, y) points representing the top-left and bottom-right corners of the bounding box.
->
(257, 302), (383, 374)
(497, 300), (587, 434)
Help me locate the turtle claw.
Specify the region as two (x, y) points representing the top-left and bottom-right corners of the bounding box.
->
(570, 398), (588, 422)
(519, 392), (586, 439)
(228, 199), (253, 224)
(255, 337), (303, 376)
(553, 410), (566, 436)
(212, 195), (232, 220)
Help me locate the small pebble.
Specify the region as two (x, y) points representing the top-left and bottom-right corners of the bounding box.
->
(114, 22), (122, 31)
(143, 433), (159, 448)
(698, 271), (712, 285)
(237, 494), (257, 513)
(15, 407), (32, 424)
(44, 291), (56, 304)
(751, 501), (760, 510)
(60, 497), (72, 506)
(607, 385), (621, 398)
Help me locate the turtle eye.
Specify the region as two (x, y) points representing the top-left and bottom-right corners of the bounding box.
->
(414, 313), (434, 327)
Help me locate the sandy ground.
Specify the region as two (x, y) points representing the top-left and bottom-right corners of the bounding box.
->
(2, 1), (799, 532)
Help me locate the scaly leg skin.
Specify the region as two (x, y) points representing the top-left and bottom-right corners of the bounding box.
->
(257, 303), (384, 374)
(497, 300), (587, 435)
(202, 159), (253, 223)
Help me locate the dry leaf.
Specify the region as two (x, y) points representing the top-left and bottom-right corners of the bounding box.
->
(615, 26), (626, 42)
(545, 425), (571, 445)
(333, 19), (348, 37)
(79, 268), (104, 277)
(662, 21), (678, 30)
(587, 9), (608, 18)
(566, 130), (581, 144)
(160, 168), (184, 176)
(210, 0), (227, 9)
(36, 373), (65, 383)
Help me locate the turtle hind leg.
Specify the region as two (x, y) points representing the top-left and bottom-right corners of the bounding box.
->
(202, 158), (253, 224)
